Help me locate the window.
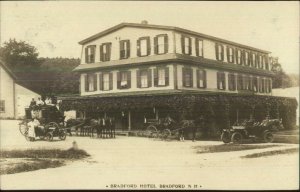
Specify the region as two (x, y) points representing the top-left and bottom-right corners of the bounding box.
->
(215, 43), (224, 61)
(237, 74), (243, 90)
(182, 68), (193, 87)
(0, 100), (5, 112)
(217, 72), (226, 90)
(243, 75), (251, 90)
(236, 49), (243, 65)
(252, 77), (258, 92)
(265, 79), (272, 93)
(154, 34), (168, 55)
(85, 45), (96, 63)
(154, 67), (169, 87)
(226, 46), (234, 63)
(181, 35), (192, 55)
(264, 56), (269, 70)
(100, 43), (112, 62)
(120, 40), (130, 59)
(85, 73), (97, 92)
(228, 73), (236, 91)
(244, 51), (251, 66)
(197, 69), (206, 88)
(258, 55), (263, 69)
(137, 37), (151, 57)
(252, 53), (257, 68)
(137, 69), (151, 88)
(196, 39), (203, 57)
(103, 73), (110, 91)
(117, 71), (131, 89)
(259, 77), (265, 93)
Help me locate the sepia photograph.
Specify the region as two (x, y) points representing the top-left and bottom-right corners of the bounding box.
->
(0, 1), (299, 190)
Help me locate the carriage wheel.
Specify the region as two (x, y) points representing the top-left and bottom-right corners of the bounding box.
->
(45, 132), (54, 141)
(161, 129), (171, 140)
(263, 131), (274, 143)
(59, 131), (67, 140)
(221, 132), (231, 144)
(19, 122), (28, 136)
(146, 125), (158, 138)
(231, 132), (243, 144)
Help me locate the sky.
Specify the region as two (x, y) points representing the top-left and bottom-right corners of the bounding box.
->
(0, 1), (299, 74)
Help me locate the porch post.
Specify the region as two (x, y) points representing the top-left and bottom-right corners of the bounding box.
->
(128, 110), (131, 131)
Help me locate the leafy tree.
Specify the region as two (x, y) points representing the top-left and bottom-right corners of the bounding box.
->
(271, 58), (292, 88)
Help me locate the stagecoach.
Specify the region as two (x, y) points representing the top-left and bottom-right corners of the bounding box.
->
(19, 105), (67, 141)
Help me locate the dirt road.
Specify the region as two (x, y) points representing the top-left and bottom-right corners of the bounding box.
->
(0, 120), (299, 190)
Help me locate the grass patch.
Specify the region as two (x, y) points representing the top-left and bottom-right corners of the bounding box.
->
(195, 144), (279, 154)
(0, 148), (90, 175)
(241, 148), (299, 158)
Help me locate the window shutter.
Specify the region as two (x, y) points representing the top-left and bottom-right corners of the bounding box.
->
(154, 68), (158, 87)
(195, 39), (199, 57)
(222, 73), (226, 90)
(85, 47), (88, 63)
(120, 41), (124, 59)
(182, 68), (186, 87)
(165, 67), (169, 86)
(146, 37), (151, 56)
(127, 40), (130, 58)
(109, 73), (113, 90)
(85, 74), (89, 92)
(91, 46), (95, 63)
(226, 46), (230, 63)
(181, 35), (185, 54)
(215, 44), (219, 61)
(164, 35), (168, 54)
(249, 52), (253, 67)
(154, 36), (158, 55)
(196, 69), (200, 88)
(235, 49), (241, 65)
(216, 44), (224, 61)
(137, 39), (141, 57)
(203, 70), (207, 88)
(188, 38), (192, 55)
(93, 74), (97, 91)
(117, 72), (121, 89)
(99, 73), (103, 90)
(147, 69), (152, 87)
(107, 43), (111, 61)
(217, 72), (220, 89)
(228, 74), (232, 90)
(241, 50), (245, 65)
(100, 45), (104, 62)
(265, 55), (269, 70)
(137, 70), (141, 88)
(127, 71), (131, 88)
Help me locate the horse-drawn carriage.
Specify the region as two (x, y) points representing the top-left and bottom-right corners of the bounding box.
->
(221, 118), (283, 144)
(19, 105), (67, 141)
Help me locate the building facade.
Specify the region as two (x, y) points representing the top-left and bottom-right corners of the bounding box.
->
(60, 22), (297, 134)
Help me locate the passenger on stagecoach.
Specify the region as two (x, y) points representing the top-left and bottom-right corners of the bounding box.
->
(45, 97), (52, 105)
(36, 97), (44, 106)
(29, 98), (36, 109)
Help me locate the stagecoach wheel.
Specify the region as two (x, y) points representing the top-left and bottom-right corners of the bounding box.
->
(161, 129), (171, 140)
(45, 132), (53, 141)
(263, 131), (274, 143)
(146, 125), (158, 138)
(59, 131), (66, 140)
(221, 132), (231, 144)
(25, 135), (31, 141)
(231, 132), (243, 144)
(19, 122), (28, 136)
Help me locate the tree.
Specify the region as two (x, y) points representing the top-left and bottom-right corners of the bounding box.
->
(0, 39), (41, 72)
(271, 58), (292, 88)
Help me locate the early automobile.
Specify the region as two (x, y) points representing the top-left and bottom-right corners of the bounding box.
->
(221, 118), (283, 144)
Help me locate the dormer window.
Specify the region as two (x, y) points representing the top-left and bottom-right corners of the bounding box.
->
(100, 43), (112, 62)
(226, 46), (234, 63)
(215, 43), (224, 61)
(85, 45), (96, 63)
(154, 34), (168, 55)
(137, 37), (151, 57)
(120, 40), (130, 59)
(181, 35), (192, 55)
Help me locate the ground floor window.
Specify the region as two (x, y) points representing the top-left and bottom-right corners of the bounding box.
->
(0, 100), (4, 112)
(217, 72), (226, 90)
(103, 73), (110, 91)
(182, 68), (193, 87)
(141, 70), (148, 88)
(228, 73), (236, 91)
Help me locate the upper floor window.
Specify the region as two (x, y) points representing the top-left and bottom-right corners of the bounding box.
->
(100, 43), (112, 62)
(182, 68), (193, 87)
(244, 51), (251, 66)
(217, 72), (226, 90)
(252, 53), (257, 68)
(85, 45), (96, 63)
(236, 49), (243, 65)
(120, 40), (130, 59)
(137, 68), (152, 88)
(228, 73), (236, 91)
(154, 34), (168, 55)
(195, 39), (203, 57)
(85, 73), (97, 92)
(258, 54), (263, 69)
(117, 71), (131, 89)
(181, 35), (192, 55)
(197, 69), (206, 88)
(0, 100), (5, 112)
(99, 72), (113, 91)
(226, 46), (235, 63)
(137, 37), (151, 57)
(264, 55), (269, 70)
(215, 43), (224, 61)
(154, 67), (169, 87)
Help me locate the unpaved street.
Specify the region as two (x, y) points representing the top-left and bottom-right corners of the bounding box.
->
(0, 120), (299, 190)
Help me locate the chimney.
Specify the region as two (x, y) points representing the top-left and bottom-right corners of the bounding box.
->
(141, 20), (148, 25)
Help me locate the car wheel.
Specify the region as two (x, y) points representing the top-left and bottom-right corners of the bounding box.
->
(221, 132), (231, 143)
(231, 132), (243, 144)
(263, 131), (274, 143)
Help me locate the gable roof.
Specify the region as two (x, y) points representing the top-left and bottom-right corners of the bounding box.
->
(0, 59), (17, 80)
(79, 22), (270, 53)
